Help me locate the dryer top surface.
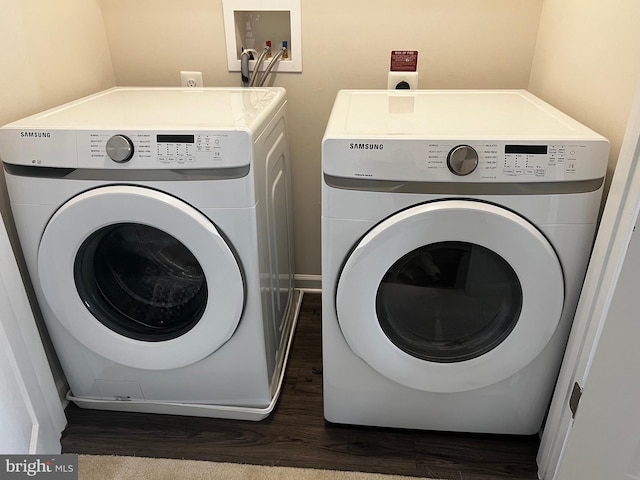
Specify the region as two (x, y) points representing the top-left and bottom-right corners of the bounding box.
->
(324, 90), (605, 141)
(3, 87), (286, 131)
(321, 90), (609, 184)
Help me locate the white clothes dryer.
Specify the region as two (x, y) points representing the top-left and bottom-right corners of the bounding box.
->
(321, 90), (609, 434)
(0, 87), (299, 420)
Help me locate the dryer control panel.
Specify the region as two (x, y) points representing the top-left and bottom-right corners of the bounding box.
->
(322, 139), (610, 183)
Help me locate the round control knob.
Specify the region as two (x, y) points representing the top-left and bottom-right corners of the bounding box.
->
(447, 145), (479, 176)
(106, 135), (134, 163)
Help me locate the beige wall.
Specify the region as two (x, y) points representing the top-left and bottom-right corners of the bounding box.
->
(529, 0), (640, 189)
(0, 0), (115, 220)
(100, 0), (544, 276)
(0, 0), (115, 127)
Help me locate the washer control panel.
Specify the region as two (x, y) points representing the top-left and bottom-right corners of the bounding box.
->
(323, 139), (610, 183)
(0, 129), (252, 169)
(76, 130), (251, 169)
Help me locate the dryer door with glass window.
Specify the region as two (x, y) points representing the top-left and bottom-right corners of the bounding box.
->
(336, 200), (564, 393)
(37, 185), (245, 370)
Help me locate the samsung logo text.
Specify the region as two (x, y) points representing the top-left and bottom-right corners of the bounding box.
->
(20, 131), (51, 138)
(349, 143), (384, 150)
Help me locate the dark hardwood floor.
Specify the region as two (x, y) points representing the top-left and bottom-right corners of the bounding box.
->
(61, 293), (540, 480)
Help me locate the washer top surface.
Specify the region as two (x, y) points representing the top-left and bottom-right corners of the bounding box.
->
(0, 87), (286, 169)
(325, 89), (603, 140)
(5, 87), (286, 130)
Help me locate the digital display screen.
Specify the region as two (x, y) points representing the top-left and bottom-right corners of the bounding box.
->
(157, 134), (195, 144)
(505, 145), (548, 155)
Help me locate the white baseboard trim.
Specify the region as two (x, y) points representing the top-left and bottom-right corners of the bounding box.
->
(294, 274), (321, 292)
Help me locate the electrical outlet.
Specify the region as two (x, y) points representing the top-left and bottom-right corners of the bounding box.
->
(387, 71), (419, 90)
(180, 71), (203, 88)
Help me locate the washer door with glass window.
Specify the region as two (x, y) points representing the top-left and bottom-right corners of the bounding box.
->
(37, 185), (245, 370)
(336, 200), (564, 393)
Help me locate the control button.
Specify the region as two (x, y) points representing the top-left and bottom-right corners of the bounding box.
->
(447, 145), (479, 176)
(106, 135), (134, 163)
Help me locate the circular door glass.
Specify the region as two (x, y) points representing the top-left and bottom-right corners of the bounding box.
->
(37, 185), (245, 370)
(335, 200), (564, 393)
(376, 241), (522, 363)
(75, 223), (208, 342)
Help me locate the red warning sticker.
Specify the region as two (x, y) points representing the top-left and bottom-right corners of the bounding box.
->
(390, 50), (418, 72)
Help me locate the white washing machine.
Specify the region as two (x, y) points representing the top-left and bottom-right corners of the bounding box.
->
(321, 90), (609, 434)
(0, 87), (300, 420)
